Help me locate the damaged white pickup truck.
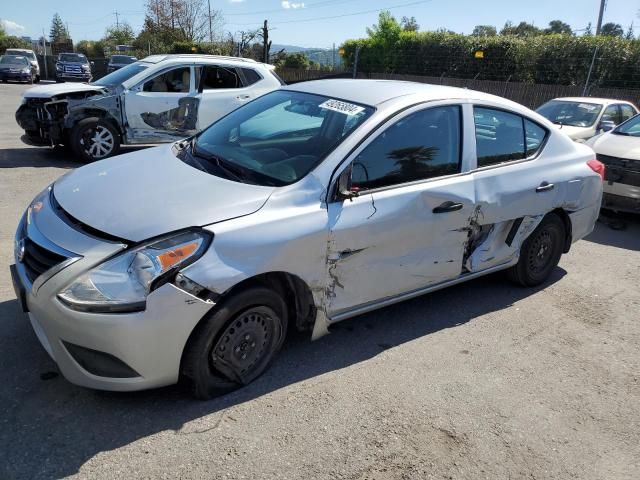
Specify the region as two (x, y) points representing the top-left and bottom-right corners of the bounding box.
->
(15, 54), (283, 162)
(11, 80), (604, 398)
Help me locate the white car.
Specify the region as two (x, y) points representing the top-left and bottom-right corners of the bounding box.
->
(586, 114), (640, 213)
(11, 80), (604, 398)
(15, 54), (283, 162)
(536, 97), (638, 141)
(5, 48), (40, 83)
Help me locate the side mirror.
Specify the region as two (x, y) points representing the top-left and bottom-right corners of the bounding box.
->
(335, 165), (360, 201)
(599, 119), (616, 132)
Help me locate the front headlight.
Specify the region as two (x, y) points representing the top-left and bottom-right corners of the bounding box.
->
(82, 64), (90, 72)
(55, 63), (62, 71)
(58, 230), (211, 313)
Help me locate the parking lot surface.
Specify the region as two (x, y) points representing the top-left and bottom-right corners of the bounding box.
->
(1, 82), (639, 480)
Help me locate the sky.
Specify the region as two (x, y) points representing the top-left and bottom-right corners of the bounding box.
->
(1, 0), (638, 48)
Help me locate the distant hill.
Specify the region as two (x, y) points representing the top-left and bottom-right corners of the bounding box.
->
(271, 44), (342, 67)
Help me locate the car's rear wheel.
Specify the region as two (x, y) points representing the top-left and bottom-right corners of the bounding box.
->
(71, 117), (120, 162)
(507, 213), (565, 287)
(182, 286), (288, 400)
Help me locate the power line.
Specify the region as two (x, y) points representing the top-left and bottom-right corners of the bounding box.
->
(225, 0), (433, 26)
(224, 0), (364, 16)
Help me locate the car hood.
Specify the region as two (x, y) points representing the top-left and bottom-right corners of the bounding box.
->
(53, 144), (275, 242)
(589, 133), (640, 160)
(0, 64), (27, 70)
(23, 83), (107, 99)
(553, 124), (594, 140)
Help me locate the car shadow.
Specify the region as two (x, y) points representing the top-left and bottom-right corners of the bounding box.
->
(0, 268), (566, 479)
(584, 212), (640, 252)
(0, 144), (150, 169)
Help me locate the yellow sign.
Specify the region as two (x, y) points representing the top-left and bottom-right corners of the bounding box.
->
(191, 46), (197, 52)
(474, 51), (484, 59)
(338, 48), (345, 56)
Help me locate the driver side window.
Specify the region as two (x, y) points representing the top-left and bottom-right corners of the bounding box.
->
(351, 105), (462, 191)
(143, 67), (191, 93)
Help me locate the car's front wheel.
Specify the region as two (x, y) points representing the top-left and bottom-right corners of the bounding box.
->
(182, 286), (288, 399)
(70, 117), (121, 162)
(507, 213), (565, 287)
(34, 75), (40, 83)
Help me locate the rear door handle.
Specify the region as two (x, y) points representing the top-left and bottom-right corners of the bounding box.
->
(535, 182), (555, 193)
(433, 201), (464, 214)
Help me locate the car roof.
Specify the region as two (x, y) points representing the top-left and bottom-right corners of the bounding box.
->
(6, 48), (33, 52)
(282, 79), (515, 107)
(140, 54), (270, 68)
(550, 97), (635, 106)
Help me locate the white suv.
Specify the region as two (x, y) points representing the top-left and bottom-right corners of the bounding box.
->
(16, 54), (283, 162)
(5, 48), (40, 82)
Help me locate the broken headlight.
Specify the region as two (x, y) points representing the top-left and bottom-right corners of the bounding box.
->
(58, 230), (211, 313)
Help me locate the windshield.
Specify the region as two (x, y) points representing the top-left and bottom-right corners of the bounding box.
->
(59, 53), (87, 63)
(0, 56), (29, 66)
(186, 90), (374, 186)
(110, 55), (136, 64)
(6, 50), (35, 61)
(92, 62), (148, 86)
(613, 114), (640, 136)
(536, 100), (603, 127)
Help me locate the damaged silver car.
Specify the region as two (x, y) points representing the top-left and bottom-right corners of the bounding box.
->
(15, 54), (282, 162)
(11, 80), (604, 398)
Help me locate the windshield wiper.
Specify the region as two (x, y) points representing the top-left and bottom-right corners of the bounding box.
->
(190, 138), (249, 183)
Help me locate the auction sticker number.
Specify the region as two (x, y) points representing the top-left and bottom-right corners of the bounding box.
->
(319, 99), (365, 116)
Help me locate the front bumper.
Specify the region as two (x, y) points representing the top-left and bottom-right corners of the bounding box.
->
(56, 72), (92, 82)
(11, 188), (215, 391)
(1, 71), (31, 82)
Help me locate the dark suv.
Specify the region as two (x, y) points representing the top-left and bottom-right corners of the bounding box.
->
(107, 55), (137, 73)
(55, 53), (92, 82)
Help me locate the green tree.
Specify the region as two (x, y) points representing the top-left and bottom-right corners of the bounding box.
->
(583, 22), (593, 36)
(545, 20), (573, 35)
(500, 21), (541, 37)
(624, 24), (635, 40)
(401, 16), (419, 32)
(103, 22), (135, 46)
(282, 52), (310, 69)
(366, 11), (402, 44)
(49, 13), (69, 42)
(600, 22), (623, 37)
(472, 25), (497, 37)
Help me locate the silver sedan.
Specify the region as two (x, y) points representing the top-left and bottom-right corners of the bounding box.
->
(11, 80), (604, 398)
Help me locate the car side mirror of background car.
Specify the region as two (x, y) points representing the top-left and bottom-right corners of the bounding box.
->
(598, 119), (616, 132)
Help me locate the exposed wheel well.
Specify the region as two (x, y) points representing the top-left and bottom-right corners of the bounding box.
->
(214, 272), (317, 333)
(67, 109), (123, 137)
(551, 208), (573, 253)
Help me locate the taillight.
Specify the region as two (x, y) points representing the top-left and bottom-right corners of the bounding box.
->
(587, 159), (605, 181)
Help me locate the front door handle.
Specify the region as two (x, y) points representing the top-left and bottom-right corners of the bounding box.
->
(433, 201), (464, 214)
(536, 182), (555, 193)
(236, 94), (251, 100)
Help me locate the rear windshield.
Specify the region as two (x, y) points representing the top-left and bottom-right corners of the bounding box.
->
(59, 53), (87, 63)
(92, 63), (148, 86)
(6, 50), (35, 60)
(536, 100), (603, 128)
(110, 55), (136, 64)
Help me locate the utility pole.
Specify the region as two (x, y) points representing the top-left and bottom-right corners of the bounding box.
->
(114, 11), (120, 29)
(595, 0), (606, 35)
(262, 20), (270, 63)
(171, 0), (175, 29)
(352, 44), (361, 78)
(207, 0), (213, 43)
(332, 42), (335, 70)
(42, 28), (48, 80)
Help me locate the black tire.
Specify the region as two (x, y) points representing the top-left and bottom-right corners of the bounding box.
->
(70, 117), (120, 163)
(35, 75), (40, 83)
(55, 77), (63, 83)
(182, 287), (288, 400)
(507, 213), (565, 287)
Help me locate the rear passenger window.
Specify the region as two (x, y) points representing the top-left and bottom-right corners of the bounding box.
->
(351, 105), (462, 190)
(525, 119), (547, 157)
(200, 66), (240, 89)
(241, 68), (261, 86)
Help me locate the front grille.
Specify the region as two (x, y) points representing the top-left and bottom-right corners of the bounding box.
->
(63, 65), (82, 73)
(597, 154), (640, 172)
(21, 238), (68, 283)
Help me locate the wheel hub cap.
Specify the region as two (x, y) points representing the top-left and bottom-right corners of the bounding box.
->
(81, 125), (114, 159)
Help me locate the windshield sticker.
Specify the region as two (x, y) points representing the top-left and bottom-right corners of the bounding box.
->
(578, 103), (598, 111)
(319, 99), (365, 116)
